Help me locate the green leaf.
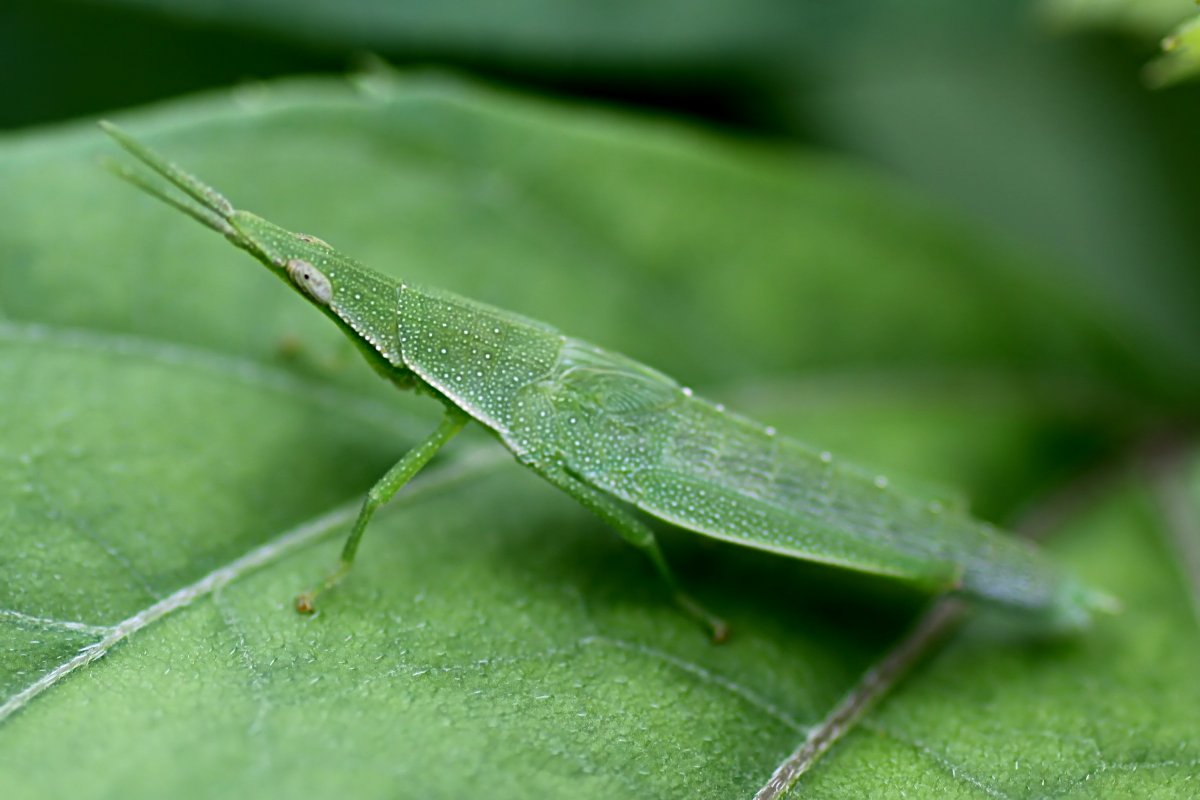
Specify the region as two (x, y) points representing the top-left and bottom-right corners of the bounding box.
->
(800, 2), (1200, 402)
(1146, 13), (1200, 87)
(0, 75), (1186, 797)
(1037, 0), (1197, 39)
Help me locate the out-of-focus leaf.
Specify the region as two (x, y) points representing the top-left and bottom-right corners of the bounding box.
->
(1038, 0), (1196, 38)
(70, 0), (842, 66)
(799, 1), (1200, 405)
(1146, 13), (1200, 86)
(0, 0), (336, 129)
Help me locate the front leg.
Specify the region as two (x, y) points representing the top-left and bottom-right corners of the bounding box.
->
(296, 405), (469, 613)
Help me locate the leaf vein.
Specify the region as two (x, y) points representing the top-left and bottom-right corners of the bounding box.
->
(0, 445), (508, 725)
(860, 720), (1015, 799)
(751, 598), (966, 800)
(0, 610), (112, 636)
(579, 635), (808, 735)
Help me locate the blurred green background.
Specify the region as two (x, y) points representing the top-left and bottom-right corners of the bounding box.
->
(2, 1), (1198, 798)
(7, 0), (1200, 404)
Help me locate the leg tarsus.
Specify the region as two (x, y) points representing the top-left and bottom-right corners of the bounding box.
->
(294, 557), (353, 614)
(674, 590), (730, 643)
(294, 592), (316, 614)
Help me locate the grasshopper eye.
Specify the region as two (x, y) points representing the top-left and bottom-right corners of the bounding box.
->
(286, 258), (333, 305)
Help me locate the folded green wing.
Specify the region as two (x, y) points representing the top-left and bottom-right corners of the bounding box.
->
(517, 339), (1068, 613)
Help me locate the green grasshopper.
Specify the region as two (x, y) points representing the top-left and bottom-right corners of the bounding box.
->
(102, 123), (1113, 640)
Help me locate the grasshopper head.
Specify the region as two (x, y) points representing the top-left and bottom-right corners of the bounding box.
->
(101, 122), (402, 364)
